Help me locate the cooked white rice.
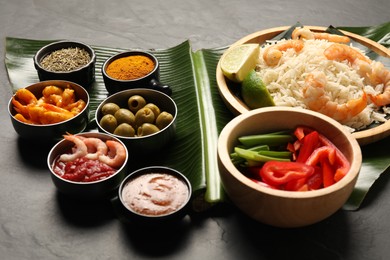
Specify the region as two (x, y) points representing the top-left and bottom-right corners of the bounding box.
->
(255, 39), (388, 132)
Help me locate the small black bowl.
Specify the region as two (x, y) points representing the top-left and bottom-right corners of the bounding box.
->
(95, 88), (177, 155)
(48, 132), (129, 200)
(8, 80), (89, 142)
(34, 41), (96, 88)
(102, 51), (171, 96)
(118, 166), (192, 226)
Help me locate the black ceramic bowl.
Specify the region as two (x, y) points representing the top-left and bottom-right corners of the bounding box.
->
(8, 80), (89, 142)
(101, 51), (171, 96)
(118, 166), (192, 225)
(47, 132), (129, 200)
(95, 88), (177, 155)
(34, 41), (96, 88)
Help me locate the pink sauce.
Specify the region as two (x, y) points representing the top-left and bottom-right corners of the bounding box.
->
(121, 173), (189, 216)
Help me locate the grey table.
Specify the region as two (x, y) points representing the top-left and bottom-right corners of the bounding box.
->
(1, 0), (390, 259)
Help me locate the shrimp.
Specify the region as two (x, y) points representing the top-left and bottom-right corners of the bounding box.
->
(367, 61), (390, 106)
(41, 85), (63, 106)
(39, 103), (74, 123)
(303, 71), (367, 123)
(13, 113), (33, 124)
(83, 138), (108, 160)
(98, 140), (126, 168)
(292, 27), (350, 43)
(263, 39), (304, 66)
(60, 88), (76, 107)
(40, 111), (74, 124)
(324, 43), (371, 64)
(12, 88), (38, 117)
(59, 134), (88, 162)
(42, 85), (63, 97)
(63, 99), (87, 115)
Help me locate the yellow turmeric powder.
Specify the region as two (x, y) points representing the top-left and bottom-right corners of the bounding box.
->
(106, 55), (155, 80)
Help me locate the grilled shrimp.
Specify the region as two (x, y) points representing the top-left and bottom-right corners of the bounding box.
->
(367, 61), (390, 106)
(303, 71), (367, 123)
(292, 27), (350, 43)
(263, 39), (304, 66)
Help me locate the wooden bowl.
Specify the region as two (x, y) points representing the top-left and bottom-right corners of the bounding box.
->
(216, 26), (390, 145)
(217, 107), (362, 228)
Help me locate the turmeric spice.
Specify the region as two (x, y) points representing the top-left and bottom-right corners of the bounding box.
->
(106, 55), (155, 80)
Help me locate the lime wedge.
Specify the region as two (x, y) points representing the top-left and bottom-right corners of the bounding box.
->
(242, 69), (275, 109)
(220, 43), (260, 83)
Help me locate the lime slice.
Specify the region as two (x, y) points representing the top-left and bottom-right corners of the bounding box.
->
(220, 43), (260, 83)
(241, 69), (275, 109)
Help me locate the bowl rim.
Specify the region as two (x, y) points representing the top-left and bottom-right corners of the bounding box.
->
(47, 132), (129, 185)
(215, 25), (390, 146)
(101, 50), (159, 82)
(218, 106), (362, 199)
(8, 80), (90, 127)
(95, 88), (177, 140)
(34, 40), (96, 74)
(118, 165), (192, 218)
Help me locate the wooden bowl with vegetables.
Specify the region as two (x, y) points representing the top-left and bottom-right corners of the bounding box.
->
(217, 107), (362, 228)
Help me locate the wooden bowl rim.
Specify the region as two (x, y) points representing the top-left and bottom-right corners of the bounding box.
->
(218, 106), (362, 199)
(216, 26), (390, 146)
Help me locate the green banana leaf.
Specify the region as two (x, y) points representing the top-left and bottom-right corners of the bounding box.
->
(4, 21), (390, 212)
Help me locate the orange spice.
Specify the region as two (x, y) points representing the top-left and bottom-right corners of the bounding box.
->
(106, 55), (155, 80)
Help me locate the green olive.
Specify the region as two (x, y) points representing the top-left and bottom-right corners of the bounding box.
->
(156, 111), (174, 129)
(114, 123), (135, 137)
(144, 103), (161, 118)
(137, 123), (160, 136)
(114, 108), (135, 126)
(128, 95), (146, 113)
(99, 114), (118, 133)
(135, 107), (155, 128)
(101, 102), (120, 116)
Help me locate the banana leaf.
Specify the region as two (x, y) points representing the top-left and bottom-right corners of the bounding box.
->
(4, 21), (390, 212)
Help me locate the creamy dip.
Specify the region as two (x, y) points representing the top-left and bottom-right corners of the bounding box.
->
(121, 173), (189, 216)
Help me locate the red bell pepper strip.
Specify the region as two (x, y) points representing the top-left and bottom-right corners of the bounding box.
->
(296, 130), (320, 163)
(307, 167), (323, 190)
(322, 157), (335, 187)
(284, 177), (307, 191)
(294, 126), (315, 141)
(305, 146), (336, 167)
(260, 161), (315, 186)
(317, 133), (351, 182)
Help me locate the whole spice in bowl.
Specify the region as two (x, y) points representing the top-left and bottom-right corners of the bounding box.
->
(34, 41), (96, 87)
(40, 47), (91, 72)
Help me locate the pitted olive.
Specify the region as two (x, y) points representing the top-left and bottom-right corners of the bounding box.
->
(100, 114), (118, 133)
(156, 111), (174, 129)
(114, 123), (135, 137)
(144, 103), (161, 118)
(114, 108), (135, 126)
(135, 107), (155, 127)
(101, 102), (120, 116)
(137, 123), (160, 136)
(128, 95), (146, 113)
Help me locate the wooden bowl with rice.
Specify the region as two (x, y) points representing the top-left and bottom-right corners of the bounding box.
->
(216, 26), (390, 145)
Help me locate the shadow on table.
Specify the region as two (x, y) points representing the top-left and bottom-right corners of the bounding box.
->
(216, 203), (352, 260)
(17, 137), (57, 169)
(55, 192), (117, 227)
